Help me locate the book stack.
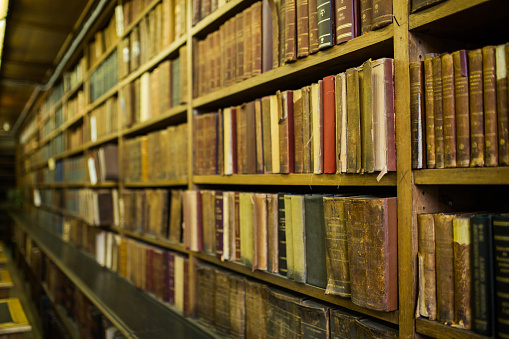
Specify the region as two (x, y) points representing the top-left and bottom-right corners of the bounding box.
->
(64, 56), (86, 92)
(417, 213), (509, 337)
(90, 50), (118, 103)
(86, 144), (119, 184)
(83, 96), (118, 144)
(62, 156), (86, 183)
(66, 124), (84, 151)
(183, 189), (398, 312)
(55, 106), (64, 128)
(63, 188), (118, 226)
(88, 14), (118, 68)
(191, 0), (230, 25)
(194, 58), (395, 177)
(410, 43), (509, 169)
(65, 90), (85, 122)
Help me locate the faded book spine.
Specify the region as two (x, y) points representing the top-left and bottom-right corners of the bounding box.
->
(442, 53), (457, 167)
(483, 45), (498, 166)
(468, 49), (485, 167)
(410, 61), (426, 169)
(453, 50), (470, 167)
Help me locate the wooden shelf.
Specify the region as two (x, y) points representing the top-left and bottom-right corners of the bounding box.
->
(87, 84), (118, 112)
(124, 178), (188, 187)
(192, 25), (393, 109)
(416, 318), (490, 339)
(121, 0), (160, 39)
(193, 252), (399, 325)
(83, 133), (118, 150)
(86, 44), (118, 77)
(86, 181), (118, 188)
(414, 167), (509, 185)
(65, 80), (84, 100)
(41, 283), (80, 339)
(191, 0), (250, 37)
(193, 172), (397, 186)
(112, 227), (188, 254)
(122, 105), (187, 137)
(53, 147), (85, 161)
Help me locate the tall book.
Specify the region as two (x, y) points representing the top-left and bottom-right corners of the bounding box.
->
(195, 263), (215, 328)
(410, 61), (426, 169)
(255, 99), (264, 173)
(496, 44), (509, 165)
(270, 94), (281, 173)
(346, 68), (361, 173)
(284, 194), (294, 280)
(434, 213), (455, 324)
(335, 0), (359, 44)
(284, 0), (297, 62)
(317, 0), (334, 49)
(228, 274), (246, 338)
(336, 73), (348, 173)
(311, 82), (324, 174)
(305, 194), (327, 289)
(253, 193), (268, 271)
(266, 287), (305, 338)
(453, 215), (472, 329)
(453, 50), (470, 168)
(493, 215), (509, 338)
(262, 0), (274, 73)
(279, 91), (295, 173)
(308, 0), (319, 54)
(215, 191), (224, 260)
(244, 279), (268, 338)
(267, 193), (279, 273)
(432, 55), (445, 168)
(330, 308), (361, 338)
(291, 195), (306, 283)
(262, 96), (273, 173)
(239, 192), (254, 269)
(214, 269), (231, 335)
(424, 53), (437, 168)
(302, 86), (312, 173)
(293, 89), (304, 173)
(442, 53), (457, 167)
(323, 75), (337, 173)
(296, 0), (309, 58)
(417, 213), (436, 320)
(360, 60), (374, 173)
(360, 0), (372, 34)
(277, 193), (288, 276)
(482, 45), (498, 166)
(468, 49), (485, 167)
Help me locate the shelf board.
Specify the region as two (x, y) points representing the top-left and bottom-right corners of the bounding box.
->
(193, 252), (399, 325)
(87, 85), (119, 112)
(416, 318), (489, 339)
(414, 167), (509, 185)
(83, 133), (119, 149)
(193, 172), (397, 186)
(86, 44), (118, 77)
(65, 80), (84, 100)
(113, 228), (188, 254)
(122, 105), (187, 137)
(121, 0), (160, 39)
(193, 25), (393, 109)
(86, 181), (118, 188)
(54, 147), (85, 161)
(124, 178), (188, 187)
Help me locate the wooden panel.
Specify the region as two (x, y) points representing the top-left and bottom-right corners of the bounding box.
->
(124, 179), (188, 187)
(416, 318), (490, 339)
(414, 168), (509, 185)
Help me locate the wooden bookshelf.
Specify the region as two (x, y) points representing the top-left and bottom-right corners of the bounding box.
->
(122, 105), (187, 137)
(124, 179), (188, 187)
(416, 318), (490, 339)
(414, 167), (509, 185)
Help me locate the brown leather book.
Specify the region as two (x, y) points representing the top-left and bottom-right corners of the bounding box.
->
(195, 263), (215, 328)
(424, 53), (436, 168)
(230, 16), (238, 85)
(468, 49), (485, 167)
(262, 96), (273, 173)
(323, 74), (337, 173)
(228, 274), (246, 337)
(330, 308), (362, 337)
(201, 190), (215, 255)
(168, 190), (182, 243)
(442, 53), (457, 168)
(360, 0), (372, 35)
(246, 101), (258, 174)
(497, 44), (509, 165)
(217, 109), (224, 175)
(235, 12), (245, 82)
(162, 0), (175, 47)
(346, 68), (361, 173)
(279, 91), (295, 173)
(453, 50), (470, 168)
(244, 6), (253, 80)
(360, 60), (374, 173)
(417, 213), (436, 320)
(159, 60), (171, 113)
(255, 99), (264, 174)
(308, 0), (319, 54)
(267, 193), (279, 273)
(293, 89), (304, 173)
(410, 61), (426, 169)
(262, 0), (274, 73)
(130, 26), (140, 72)
(371, 0), (392, 30)
(296, 0), (309, 58)
(336, 72), (347, 173)
(237, 104), (247, 174)
(355, 318), (398, 338)
(284, 0), (297, 63)
(214, 269), (231, 335)
(245, 279), (268, 338)
(324, 196), (351, 297)
(251, 2), (262, 76)
(453, 216), (472, 329)
(336, 0), (359, 44)
(266, 287), (305, 337)
(433, 55), (445, 168)
(302, 86), (312, 173)
(483, 45), (499, 166)
(434, 213), (455, 324)
(253, 193), (268, 271)
(268, 0), (280, 68)
(298, 300), (330, 337)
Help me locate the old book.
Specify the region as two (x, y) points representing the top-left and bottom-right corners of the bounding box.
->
(346, 68), (361, 173)
(172, 57), (181, 106)
(483, 45), (499, 166)
(267, 193), (279, 273)
(261, 96), (273, 173)
(246, 101), (258, 174)
(243, 8), (252, 80)
(453, 215), (472, 329)
(174, 254), (185, 313)
(296, 0), (309, 58)
(453, 50), (470, 168)
(360, 0), (372, 34)
(425, 53), (437, 168)
(278, 193), (288, 276)
(410, 61), (426, 169)
(470, 215), (495, 336)
(223, 107), (234, 175)
(336, 73), (348, 173)
(468, 49), (485, 167)
(411, 0), (446, 13)
(493, 215), (509, 338)
(266, 287), (304, 338)
(323, 75), (337, 173)
(222, 192), (231, 261)
(442, 53), (457, 168)
(262, 0), (274, 73)
(214, 269), (231, 335)
(335, 0), (359, 44)
(253, 193), (268, 271)
(302, 86), (312, 173)
(162, 0), (175, 47)
(298, 300), (330, 337)
(268, 0), (280, 69)
(215, 191), (224, 259)
(228, 274), (246, 338)
(417, 213), (436, 320)
(179, 45), (188, 104)
(433, 55), (445, 168)
(245, 278), (268, 338)
(308, 0), (319, 54)
(291, 195), (306, 283)
(360, 60), (374, 173)
(330, 308), (362, 338)
(140, 72), (151, 122)
(324, 196), (350, 296)
(284, 0), (297, 62)
(371, 0), (392, 29)
(255, 99), (264, 174)
(355, 318), (398, 338)
(346, 197), (397, 311)
(284, 194), (295, 280)
(195, 263), (215, 328)
(304, 195), (327, 288)
(496, 44), (509, 165)
(239, 192), (254, 269)
(270, 94), (281, 173)
(317, 0), (334, 49)
(293, 89), (304, 173)
(311, 81), (324, 174)
(434, 213), (455, 324)
(279, 91), (295, 173)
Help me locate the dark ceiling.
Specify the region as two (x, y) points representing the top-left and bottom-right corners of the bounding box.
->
(0, 0), (93, 137)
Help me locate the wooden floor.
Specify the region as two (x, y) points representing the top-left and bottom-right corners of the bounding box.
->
(3, 245), (43, 339)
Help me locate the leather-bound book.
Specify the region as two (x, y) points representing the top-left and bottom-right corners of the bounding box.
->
(195, 262), (215, 328)
(483, 45), (498, 166)
(268, 0), (280, 69)
(355, 318), (398, 338)
(228, 274), (246, 338)
(324, 196), (350, 296)
(244, 6), (253, 80)
(417, 213), (436, 320)
(237, 104), (247, 174)
(159, 60), (171, 113)
(266, 287), (305, 338)
(335, 0), (359, 44)
(346, 68), (361, 173)
(493, 215), (509, 338)
(262, 96), (273, 173)
(317, 0), (335, 50)
(215, 191), (224, 259)
(424, 53), (437, 168)
(285, 194), (295, 280)
(470, 215), (495, 336)
(245, 278), (268, 338)
(99, 144), (119, 181)
(371, 0), (392, 30)
(284, 0), (297, 62)
(174, 254), (185, 313)
(278, 193), (288, 276)
(236, 12), (245, 82)
(411, 0), (446, 13)
(308, 0), (319, 54)
(255, 99), (264, 174)
(279, 91), (295, 173)
(323, 75), (337, 173)
(442, 53), (457, 168)
(434, 213), (455, 324)
(201, 0), (211, 19)
(296, 0), (309, 58)
(468, 49), (485, 167)
(223, 107), (234, 175)
(267, 193), (279, 273)
(432, 55), (445, 168)
(453, 215), (472, 329)
(270, 94), (281, 173)
(239, 192), (254, 269)
(305, 194), (327, 288)
(298, 299), (330, 338)
(262, 0), (274, 73)
(293, 89), (304, 173)
(246, 101), (258, 174)
(410, 61), (426, 169)
(360, 60), (374, 173)
(162, 0), (175, 47)
(311, 82), (324, 174)
(336, 72), (347, 173)
(168, 189), (183, 243)
(291, 195), (306, 283)
(222, 192), (231, 261)
(214, 269), (231, 336)
(302, 86), (312, 173)
(252, 2), (262, 76)
(253, 193), (268, 271)
(453, 50), (470, 168)
(330, 308), (361, 338)
(496, 44), (509, 165)
(360, 0), (372, 34)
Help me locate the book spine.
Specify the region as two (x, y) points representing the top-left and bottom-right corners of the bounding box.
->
(417, 214), (436, 320)
(335, 0), (359, 44)
(468, 49), (485, 167)
(434, 213), (455, 324)
(277, 194), (288, 276)
(317, 0), (335, 50)
(293, 90), (304, 173)
(360, 60), (374, 173)
(262, 0), (273, 73)
(346, 68), (361, 173)
(453, 217), (472, 329)
(496, 44), (509, 165)
(308, 0), (319, 54)
(432, 55), (445, 168)
(215, 191), (224, 260)
(453, 50), (470, 168)
(346, 198), (367, 307)
(483, 45), (498, 166)
(262, 97), (273, 173)
(252, 2), (262, 76)
(284, 0), (297, 62)
(360, 0), (372, 34)
(410, 61), (426, 169)
(442, 53), (457, 168)
(371, 0), (392, 29)
(323, 75), (336, 173)
(296, 0), (309, 58)
(493, 216), (509, 338)
(424, 54), (436, 168)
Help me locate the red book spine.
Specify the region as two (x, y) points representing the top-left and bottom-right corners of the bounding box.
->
(323, 75), (336, 173)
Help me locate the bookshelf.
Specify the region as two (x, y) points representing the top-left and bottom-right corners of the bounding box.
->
(12, 0), (509, 338)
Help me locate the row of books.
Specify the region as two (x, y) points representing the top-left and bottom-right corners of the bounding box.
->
(194, 58), (395, 176)
(122, 123), (188, 182)
(55, 106), (64, 129)
(63, 56), (86, 92)
(65, 90), (85, 123)
(119, 53), (186, 128)
(33, 133), (65, 164)
(49, 81), (65, 108)
(410, 43), (509, 169)
(66, 124), (83, 152)
(88, 13), (118, 68)
(87, 144), (119, 184)
(192, 0), (231, 25)
(90, 49), (118, 103)
(83, 96), (119, 144)
(183, 189), (398, 312)
(41, 117), (54, 140)
(195, 262), (398, 338)
(64, 188), (118, 227)
(417, 212), (509, 337)
(58, 156), (86, 183)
